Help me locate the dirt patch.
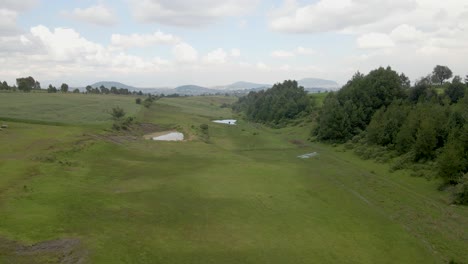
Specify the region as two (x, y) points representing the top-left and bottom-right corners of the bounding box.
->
(0, 237), (87, 264)
(137, 123), (165, 135)
(289, 139), (307, 147)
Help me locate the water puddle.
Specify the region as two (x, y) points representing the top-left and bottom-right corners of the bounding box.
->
(212, 119), (237, 125)
(298, 152), (319, 159)
(143, 131), (184, 141)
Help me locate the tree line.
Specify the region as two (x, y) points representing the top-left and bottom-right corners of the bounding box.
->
(231, 65), (467, 204)
(0, 76), (147, 96)
(232, 80), (313, 127)
(314, 65), (468, 204)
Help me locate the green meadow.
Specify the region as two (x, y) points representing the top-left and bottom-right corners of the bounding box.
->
(0, 93), (466, 263)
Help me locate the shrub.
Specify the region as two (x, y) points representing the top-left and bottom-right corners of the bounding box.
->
(452, 174), (468, 205)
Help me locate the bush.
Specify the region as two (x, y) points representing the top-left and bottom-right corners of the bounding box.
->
(136, 98), (142, 104)
(110, 107), (133, 130)
(452, 174), (468, 205)
(199, 124), (209, 142)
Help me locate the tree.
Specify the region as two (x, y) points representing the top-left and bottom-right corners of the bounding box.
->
(16, 76), (36, 92)
(399, 73), (411, 89)
(60, 83), (69, 93)
(232, 80), (311, 126)
(110, 107), (126, 120)
(445, 77), (466, 104)
(34, 81), (41, 90)
(0, 81), (9, 90)
(47, 84), (57, 93)
(73, 88), (80, 93)
(110, 107), (133, 130)
(315, 93), (352, 142)
(431, 65), (453, 85)
(315, 66), (406, 142)
(85, 85), (93, 93)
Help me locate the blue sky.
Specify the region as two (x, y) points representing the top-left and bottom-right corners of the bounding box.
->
(1, 0), (467, 87)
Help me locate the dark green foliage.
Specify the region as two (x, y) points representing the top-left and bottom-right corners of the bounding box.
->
(315, 65), (468, 203)
(199, 124), (209, 142)
(135, 98), (142, 104)
(110, 107), (126, 120)
(445, 78), (466, 104)
(232, 80), (311, 126)
(0, 81), (11, 90)
(315, 93), (351, 142)
(431, 65), (453, 85)
(315, 66), (406, 141)
(199, 124), (208, 130)
(408, 79), (438, 103)
(438, 124), (468, 184)
(367, 101), (410, 147)
(110, 107), (134, 130)
(60, 83), (69, 93)
(413, 118), (438, 161)
(452, 174), (468, 205)
(72, 89), (80, 93)
(16, 76), (36, 92)
(47, 84), (57, 93)
(143, 95), (159, 108)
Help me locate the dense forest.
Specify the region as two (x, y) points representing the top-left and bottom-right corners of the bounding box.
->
(232, 80), (312, 126)
(232, 66), (467, 204)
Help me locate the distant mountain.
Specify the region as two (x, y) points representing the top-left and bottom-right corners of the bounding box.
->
(298, 78), (340, 90)
(221, 81), (271, 90)
(174, 85), (218, 95)
(82, 78), (340, 95)
(89, 81), (137, 90)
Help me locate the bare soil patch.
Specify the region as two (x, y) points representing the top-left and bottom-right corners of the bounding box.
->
(0, 237), (87, 264)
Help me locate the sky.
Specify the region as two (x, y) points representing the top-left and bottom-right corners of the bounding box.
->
(0, 0), (467, 88)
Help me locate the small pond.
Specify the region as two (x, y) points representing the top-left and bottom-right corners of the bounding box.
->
(212, 119), (237, 125)
(152, 132), (184, 141)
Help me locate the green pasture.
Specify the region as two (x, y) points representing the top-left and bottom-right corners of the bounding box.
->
(0, 95), (466, 263)
(0, 93), (141, 125)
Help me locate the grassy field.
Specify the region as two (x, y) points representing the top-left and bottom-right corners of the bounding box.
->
(0, 93), (141, 125)
(0, 94), (466, 263)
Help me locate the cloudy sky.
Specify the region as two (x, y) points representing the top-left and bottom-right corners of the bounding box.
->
(1, 0), (467, 87)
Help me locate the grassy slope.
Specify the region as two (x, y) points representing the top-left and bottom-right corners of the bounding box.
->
(0, 93), (141, 126)
(0, 95), (466, 263)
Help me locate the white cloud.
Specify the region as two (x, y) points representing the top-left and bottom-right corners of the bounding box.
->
(203, 48), (228, 64)
(296, 46), (315, 55)
(0, 25), (171, 85)
(129, 0), (260, 27)
(357, 33), (395, 49)
(390, 24), (424, 43)
(271, 46), (316, 58)
(173, 42), (198, 62)
(257, 62), (270, 71)
(111, 31), (180, 48)
(271, 50), (295, 58)
(30, 25), (107, 62)
(230, 48), (241, 57)
(270, 0), (416, 33)
(0, 8), (19, 35)
(239, 19), (248, 29)
(67, 5), (117, 26)
(280, 64), (291, 71)
(0, 0), (37, 11)
(0, 0), (37, 36)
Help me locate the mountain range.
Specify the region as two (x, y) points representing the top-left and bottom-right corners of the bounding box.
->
(84, 78), (341, 95)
